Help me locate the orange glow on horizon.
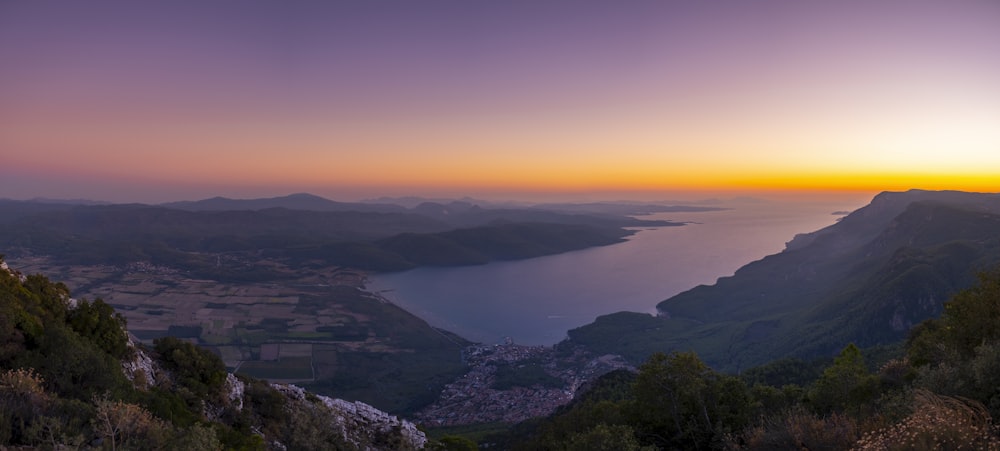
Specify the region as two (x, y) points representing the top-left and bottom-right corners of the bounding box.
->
(3, 2), (1000, 204)
(5, 142), (997, 199)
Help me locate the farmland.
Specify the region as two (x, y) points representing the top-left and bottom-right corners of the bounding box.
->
(8, 255), (469, 413)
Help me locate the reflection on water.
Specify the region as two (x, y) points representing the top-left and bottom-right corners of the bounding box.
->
(370, 199), (867, 345)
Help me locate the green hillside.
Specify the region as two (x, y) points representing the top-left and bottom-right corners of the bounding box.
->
(501, 267), (1000, 450)
(567, 190), (1000, 371)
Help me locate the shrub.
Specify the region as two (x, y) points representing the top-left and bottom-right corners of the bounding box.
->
(739, 407), (860, 450)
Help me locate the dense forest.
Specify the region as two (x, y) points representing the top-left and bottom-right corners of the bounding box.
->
(498, 267), (1000, 450)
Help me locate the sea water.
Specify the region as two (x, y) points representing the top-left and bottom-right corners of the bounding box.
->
(369, 198), (867, 345)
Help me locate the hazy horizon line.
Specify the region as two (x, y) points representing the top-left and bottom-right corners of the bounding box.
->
(2, 187), (946, 207)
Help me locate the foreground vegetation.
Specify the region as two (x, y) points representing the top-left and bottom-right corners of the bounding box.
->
(6, 260), (1000, 450)
(0, 256), (426, 450)
(4, 262), (1000, 449)
(497, 267), (1000, 449)
(8, 255), (470, 416)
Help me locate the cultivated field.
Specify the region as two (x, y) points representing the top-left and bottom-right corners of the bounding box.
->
(9, 256), (465, 390)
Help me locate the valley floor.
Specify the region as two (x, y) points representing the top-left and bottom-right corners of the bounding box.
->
(6, 255), (631, 421)
(5, 254), (469, 413)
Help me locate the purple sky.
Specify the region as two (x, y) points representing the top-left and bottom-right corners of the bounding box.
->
(2, 1), (999, 202)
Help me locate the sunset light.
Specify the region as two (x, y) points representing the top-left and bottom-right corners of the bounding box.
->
(2, 1), (998, 202)
(5, 3), (1000, 445)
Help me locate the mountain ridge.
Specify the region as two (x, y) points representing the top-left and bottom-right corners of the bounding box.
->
(566, 189), (1000, 371)
(161, 192), (407, 213)
(0, 199), (674, 274)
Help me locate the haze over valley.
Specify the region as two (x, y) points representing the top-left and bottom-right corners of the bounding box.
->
(0, 193), (740, 415)
(5, 189), (1000, 443)
(3, 1), (1000, 449)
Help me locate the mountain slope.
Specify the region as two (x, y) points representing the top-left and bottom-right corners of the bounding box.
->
(567, 190), (1000, 371)
(0, 257), (428, 450)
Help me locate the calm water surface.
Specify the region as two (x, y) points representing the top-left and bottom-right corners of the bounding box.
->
(370, 199), (867, 345)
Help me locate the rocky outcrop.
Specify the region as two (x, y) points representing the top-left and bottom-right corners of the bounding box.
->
(0, 260), (26, 282)
(118, 335), (421, 449)
(121, 333), (164, 389)
(272, 383), (427, 450)
(225, 373), (245, 412)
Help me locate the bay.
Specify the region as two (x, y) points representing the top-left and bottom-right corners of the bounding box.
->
(369, 198), (868, 345)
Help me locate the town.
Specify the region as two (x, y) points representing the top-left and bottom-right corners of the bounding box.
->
(415, 340), (633, 426)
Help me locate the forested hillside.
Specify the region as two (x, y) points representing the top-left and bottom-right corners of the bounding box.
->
(501, 267), (1000, 449)
(567, 190), (1000, 371)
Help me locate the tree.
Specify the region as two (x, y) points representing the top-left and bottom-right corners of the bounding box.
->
(67, 299), (129, 359)
(93, 396), (171, 451)
(906, 319), (951, 367)
(809, 344), (877, 414)
(630, 351), (750, 449)
(154, 337), (227, 405)
(937, 268), (1000, 358)
(907, 267), (1000, 418)
(21, 274), (71, 324)
(0, 271), (46, 361)
(20, 326), (130, 400)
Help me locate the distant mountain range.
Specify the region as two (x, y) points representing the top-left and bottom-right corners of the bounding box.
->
(0, 194), (683, 275)
(4, 192), (727, 218)
(566, 189), (1000, 371)
(162, 193), (727, 217)
(161, 192), (406, 213)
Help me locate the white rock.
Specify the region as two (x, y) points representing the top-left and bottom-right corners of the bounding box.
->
(121, 333), (163, 388)
(225, 373), (245, 411)
(272, 383), (427, 450)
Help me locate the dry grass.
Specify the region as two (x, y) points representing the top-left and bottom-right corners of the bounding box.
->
(737, 407), (861, 450)
(0, 368), (47, 399)
(853, 389), (1000, 450)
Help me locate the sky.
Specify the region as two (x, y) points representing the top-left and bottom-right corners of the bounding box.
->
(1, 0), (999, 203)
